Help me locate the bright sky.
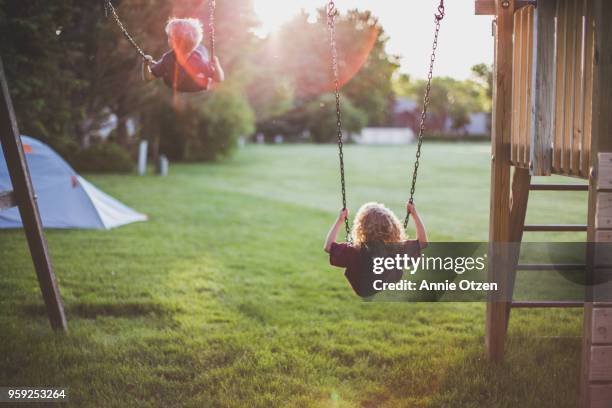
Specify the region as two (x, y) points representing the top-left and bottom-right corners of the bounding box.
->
(253, 0), (494, 80)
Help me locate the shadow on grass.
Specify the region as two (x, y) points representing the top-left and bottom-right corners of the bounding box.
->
(22, 301), (180, 320)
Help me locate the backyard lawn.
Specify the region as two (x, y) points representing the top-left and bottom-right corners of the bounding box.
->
(0, 143), (588, 407)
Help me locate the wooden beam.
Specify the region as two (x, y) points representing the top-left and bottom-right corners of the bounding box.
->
(0, 58), (67, 331)
(486, 0), (515, 363)
(530, 183), (588, 191)
(505, 167), (531, 332)
(583, 1), (612, 406)
(523, 224), (588, 231)
(0, 190), (16, 210)
(531, 0), (555, 175)
(476, 0), (537, 15)
(512, 301), (584, 308)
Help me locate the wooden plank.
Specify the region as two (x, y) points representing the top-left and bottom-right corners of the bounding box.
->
(583, 2), (612, 406)
(596, 193), (612, 229)
(0, 58), (67, 331)
(511, 10), (522, 165)
(505, 167), (531, 332)
(583, 1), (595, 178)
(518, 8), (530, 167)
(596, 231), (612, 242)
(475, 0), (496, 15)
(524, 224), (588, 231)
(516, 263), (585, 271)
(525, 6), (535, 167)
(590, 345), (612, 381)
(530, 183), (588, 191)
(486, 0), (515, 363)
(594, 247), (612, 267)
(0, 190), (16, 210)
(591, 384), (612, 408)
(583, 0), (593, 174)
(476, 0), (536, 15)
(512, 301), (584, 308)
(563, 0), (579, 175)
(593, 308), (612, 344)
(598, 155), (612, 190)
(572, 0), (586, 176)
(554, 0), (568, 172)
(531, 0), (555, 175)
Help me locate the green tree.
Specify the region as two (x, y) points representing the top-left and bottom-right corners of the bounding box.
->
(306, 94), (366, 143)
(0, 0), (84, 149)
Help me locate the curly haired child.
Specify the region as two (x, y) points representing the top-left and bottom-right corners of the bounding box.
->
(142, 18), (225, 92)
(324, 202), (428, 297)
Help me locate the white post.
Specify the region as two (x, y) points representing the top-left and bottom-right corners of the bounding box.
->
(159, 155), (169, 177)
(138, 140), (148, 176)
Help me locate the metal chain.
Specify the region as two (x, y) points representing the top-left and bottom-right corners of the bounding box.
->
(209, 0), (216, 61)
(104, 0), (147, 59)
(404, 0), (445, 230)
(327, 0), (351, 242)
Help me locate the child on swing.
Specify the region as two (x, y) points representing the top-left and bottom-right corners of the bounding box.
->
(142, 18), (224, 92)
(324, 202), (428, 297)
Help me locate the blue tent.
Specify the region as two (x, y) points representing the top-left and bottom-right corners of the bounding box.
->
(0, 136), (147, 229)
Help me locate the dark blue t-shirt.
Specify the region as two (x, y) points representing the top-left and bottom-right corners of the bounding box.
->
(151, 45), (214, 92)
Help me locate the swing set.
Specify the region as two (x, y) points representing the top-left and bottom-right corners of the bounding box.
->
(326, 0), (445, 242)
(104, 0), (218, 93)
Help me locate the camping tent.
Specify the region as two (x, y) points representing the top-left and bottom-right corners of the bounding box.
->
(0, 136), (147, 229)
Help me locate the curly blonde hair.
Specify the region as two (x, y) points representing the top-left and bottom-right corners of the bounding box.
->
(351, 202), (406, 246)
(165, 18), (204, 55)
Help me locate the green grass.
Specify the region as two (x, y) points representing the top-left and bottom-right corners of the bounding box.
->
(0, 144), (588, 407)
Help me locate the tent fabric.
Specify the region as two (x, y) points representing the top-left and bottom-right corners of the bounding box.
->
(0, 136), (147, 229)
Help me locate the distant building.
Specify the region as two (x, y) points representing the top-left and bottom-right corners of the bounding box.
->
(392, 97), (491, 136)
(353, 127), (415, 145)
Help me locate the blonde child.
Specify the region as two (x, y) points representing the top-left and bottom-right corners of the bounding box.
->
(143, 18), (224, 92)
(324, 202), (428, 297)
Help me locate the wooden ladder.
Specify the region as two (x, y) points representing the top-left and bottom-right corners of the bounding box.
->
(503, 164), (612, 408)
(0, 57), (67, 331)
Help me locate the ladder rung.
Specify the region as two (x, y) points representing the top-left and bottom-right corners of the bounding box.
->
(0, 190), (16, 210)
(516, 264), (585, 271)
(530, 184), (589, 191)
(523, 224), (588, 232)
(511, 301), (584, 308)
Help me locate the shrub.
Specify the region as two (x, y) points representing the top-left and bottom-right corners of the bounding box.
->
(73, 143), (134, 173)
(156, 87), (255, 162)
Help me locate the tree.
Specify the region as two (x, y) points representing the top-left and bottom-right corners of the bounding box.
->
(306, 94), (366, 143)
(253, 7), (398, 134)
(0, 0), (84, 150)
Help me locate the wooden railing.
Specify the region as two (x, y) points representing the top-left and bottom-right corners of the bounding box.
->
(511, 0), (594, 178)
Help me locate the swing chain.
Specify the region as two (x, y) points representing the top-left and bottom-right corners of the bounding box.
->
(103, 0), (147, 60)
(327, 1), (351, 242)
(209, 0), (216, 61)
(404, 0), (445, 230)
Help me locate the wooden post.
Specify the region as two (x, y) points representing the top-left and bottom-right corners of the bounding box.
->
(505, 167), (531, 331)
(531, 0), (555, 175)
(0, 58), (67, 331)
(582, 1), (612, 406)
(486, 0), (515, 362)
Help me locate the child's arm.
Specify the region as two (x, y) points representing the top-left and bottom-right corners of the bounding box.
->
(142, 55), (158, 82)
(324, 208), (349, 253)
(211, 56), (225, 83)
(407, 203), (428, 249)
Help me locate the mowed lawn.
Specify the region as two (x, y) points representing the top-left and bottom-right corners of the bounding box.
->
(0, 143), (589, 407)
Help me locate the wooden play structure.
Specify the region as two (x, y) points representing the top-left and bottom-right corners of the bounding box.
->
(0, 57), (67, 331)
(476, 0), (612, 406)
